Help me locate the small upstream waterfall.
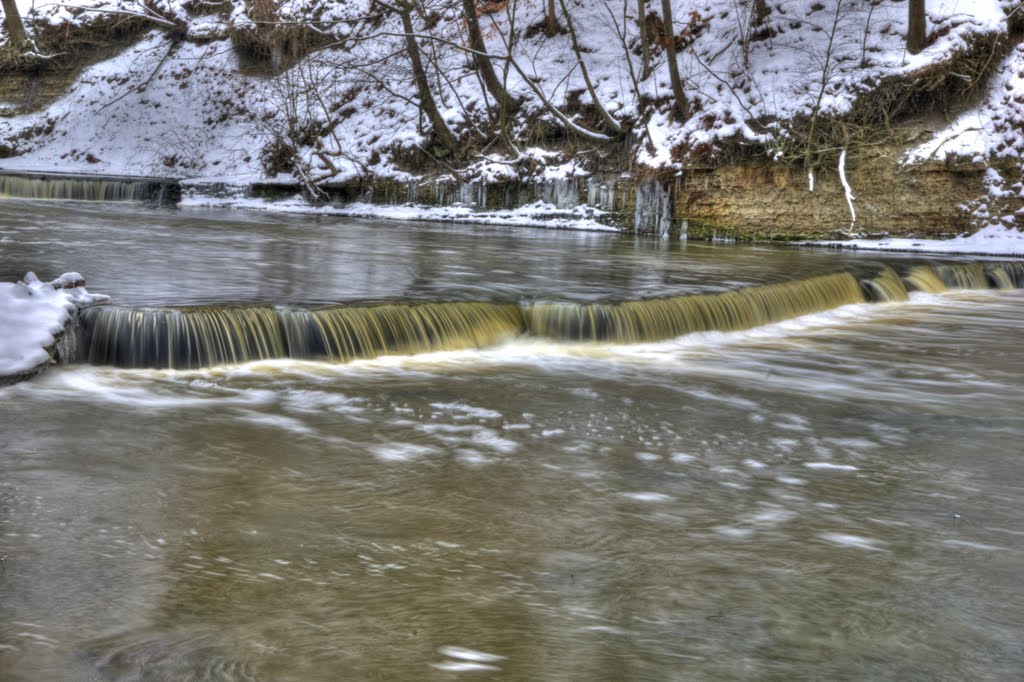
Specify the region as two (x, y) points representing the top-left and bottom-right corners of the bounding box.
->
(0, 173), (177, 203)
(70, 262), (1024, 369)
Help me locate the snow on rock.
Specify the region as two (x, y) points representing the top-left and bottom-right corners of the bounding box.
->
(0, 273), (108, 384)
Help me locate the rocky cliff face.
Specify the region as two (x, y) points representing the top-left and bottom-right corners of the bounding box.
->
(678, 157), (991, 241)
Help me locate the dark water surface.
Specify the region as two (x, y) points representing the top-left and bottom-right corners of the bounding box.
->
(2, 202), (1023, 680)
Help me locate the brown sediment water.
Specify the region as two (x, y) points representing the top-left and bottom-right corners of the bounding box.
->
(2, 202), (1024, 681)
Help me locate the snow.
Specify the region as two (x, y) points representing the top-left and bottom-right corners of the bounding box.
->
(0, 272), (107, 381)
(0, 33), (265, 179)
(908, 43), (1024, 164)
(812, 224), (1024, 256)
(0, 1), (1012, 179)
(179, 192), (619, 232)
(0, 1), (1022, 242)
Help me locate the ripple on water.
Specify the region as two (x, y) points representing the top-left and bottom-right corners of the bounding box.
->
(803, 462), (859, 471)
(819, 532), (886, 551)
(76, 630), (256, 681)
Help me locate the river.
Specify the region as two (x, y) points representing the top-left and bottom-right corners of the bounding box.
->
(1, 201), (1023, 680)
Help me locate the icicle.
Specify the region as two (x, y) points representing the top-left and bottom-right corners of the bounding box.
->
(808, 169), (815, 193)
(838, 148), (856, 225)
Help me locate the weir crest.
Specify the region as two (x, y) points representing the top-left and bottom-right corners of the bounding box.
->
(70, 262), (1023, 369)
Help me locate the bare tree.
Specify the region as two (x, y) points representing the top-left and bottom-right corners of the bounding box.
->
(637, 0), (651, 78)
(754, 0), (770, 27)
(660, 0), (689, 119)
(907, 0), (926, 54)
(546, 0), (558, 35)
(382, 0), (460, 154)
(559, 0), (623, 134)
(461, 0), (516, 116)
(1, 0), (31, 53)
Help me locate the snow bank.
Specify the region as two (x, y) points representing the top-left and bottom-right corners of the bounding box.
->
(0, 273), (108, 383)
(0, 1), (1021, 239)
(908, 43), (1024, 165)
(811, 224), (1024, 256)
(1, 1), (1015, 181)
(179, 192), (618, 233)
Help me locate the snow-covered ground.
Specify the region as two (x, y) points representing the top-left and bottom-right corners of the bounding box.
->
(0, 272), (107, 382)
(180, 192), (618, 232)
(812, 223), (1024, 256)
(0, 1), (1022, 250)
(0, 1), (1016, 177)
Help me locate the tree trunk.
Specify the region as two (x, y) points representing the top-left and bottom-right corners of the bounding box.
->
(753, 0), (770, 27)
(907, 0), (926, 54)
(398, 3), (459, 154)
(659, 0), (688, 119)
(546, 0), (558, 35)
(461, 0), (515, 115)
(1, 0), (31, 52)
(637, 0), (651, 79)
(560, 0), (622, 134)
(250, 0), (277, 24)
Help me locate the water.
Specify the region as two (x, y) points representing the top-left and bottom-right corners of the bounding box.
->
(2, 201), (1024, 680)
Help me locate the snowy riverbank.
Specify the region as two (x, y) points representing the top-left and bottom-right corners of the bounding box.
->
(0, 272), (107, 384)
(810, 224), (1024, 257)
(0, 1), (1022, 237)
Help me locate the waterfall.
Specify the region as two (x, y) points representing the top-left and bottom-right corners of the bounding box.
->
(0, 173), (178, 204)
(73, 261), (1024, 369)
(82, 307), (286, 369)
(862, 266), (909, 302)
(81, 302), (524, 369)
(282, 302), (523, 363)
(932, 263), (990, 290)
(524, 272), (866, 343)
(903, 266), (947, 293)
(987, 262), (1024, 289)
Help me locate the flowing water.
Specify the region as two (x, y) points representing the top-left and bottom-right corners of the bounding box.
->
(2, 201), (1024, 680)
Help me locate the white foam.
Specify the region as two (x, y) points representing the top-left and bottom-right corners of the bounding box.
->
(236, 411), (314, 436)
(431, 662), (502, 672)
(429, 401), (503, 420)
(619, 492), (674, 503)
(437, 646), (506, 663)
(820, 532), (886, 551)
(470, 429), (520, 454)
(804, 462), (859, 472)
(369, 442), (438, 463)
(715, 526), (755, 538)
(941, 539), (1005, 551)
